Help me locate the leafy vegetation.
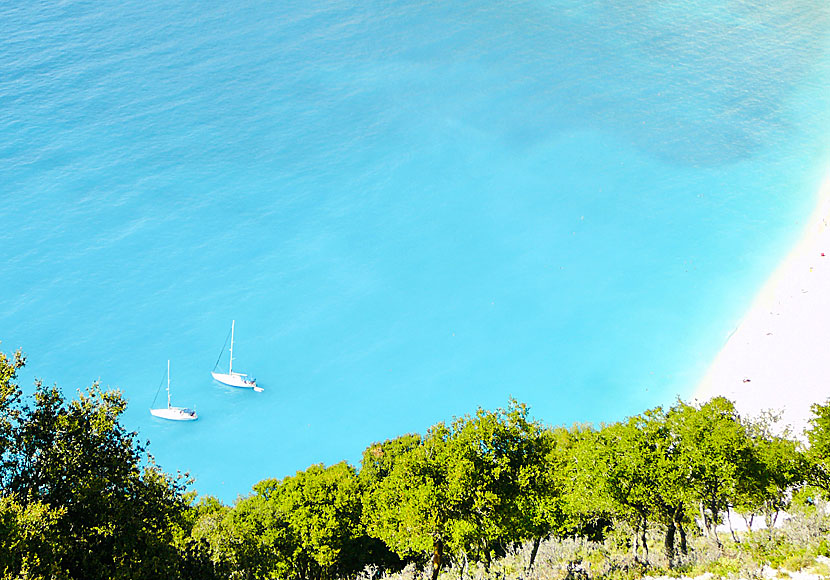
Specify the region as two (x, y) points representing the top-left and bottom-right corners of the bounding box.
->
(2, 345), (830, 579)
(0, 348), (198, 579)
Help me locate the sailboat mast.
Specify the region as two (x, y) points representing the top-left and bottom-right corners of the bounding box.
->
(167, 360), (172, 409)
(229, 320), (235, 374)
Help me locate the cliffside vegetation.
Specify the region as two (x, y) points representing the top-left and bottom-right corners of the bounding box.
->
(2, 346), (829, 580)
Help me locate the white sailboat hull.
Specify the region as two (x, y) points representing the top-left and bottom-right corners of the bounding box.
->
(212, 320), (263, 391)
(150, 360), (198, 421)
(211, 371), (260, 390)
(150, 407), (198, 421)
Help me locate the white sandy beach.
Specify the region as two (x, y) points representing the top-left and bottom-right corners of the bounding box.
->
(695, 177), (830, 435)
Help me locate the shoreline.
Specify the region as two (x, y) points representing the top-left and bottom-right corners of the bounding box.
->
(695, 175), (830, 435)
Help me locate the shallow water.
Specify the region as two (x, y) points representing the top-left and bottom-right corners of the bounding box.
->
(1, 0), (829, 501)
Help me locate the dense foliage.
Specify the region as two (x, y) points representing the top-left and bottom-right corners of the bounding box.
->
(2, 345), (830, 579)
(0, 348), (212, 578)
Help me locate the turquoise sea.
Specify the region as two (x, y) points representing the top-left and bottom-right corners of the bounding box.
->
(1, 1), (829, 502)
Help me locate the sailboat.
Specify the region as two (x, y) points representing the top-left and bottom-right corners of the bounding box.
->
(150, 360), (198, 421)
(211, 320), (263, 392)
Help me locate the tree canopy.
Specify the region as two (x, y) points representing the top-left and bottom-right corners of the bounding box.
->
(0, 348), (201, 579)
(2, 345), (827, 579)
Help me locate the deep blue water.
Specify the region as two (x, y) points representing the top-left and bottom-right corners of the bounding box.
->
(1, 0), (829, 502)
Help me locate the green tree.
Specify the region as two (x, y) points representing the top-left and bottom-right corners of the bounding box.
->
(556, 424), (611, 540)
(637, 410), (692, 564)
(10, 383), (189, 578)
(567, 416), (667, 562)
(359, 433), (422, 489)
(205, 462), (372, 580)
(516, 425), (570, 571)
(200, 493), (292, 579)
(0, 348), (196, 579)
(0, 494), (64, 579)
(267, 462), (365, 580)
(0, 348), (25, 486)
(736, 411), (805, 535)
(805, 399), (830, 496)
(364, 402), (549, 580)
(667, 397), (754, 548)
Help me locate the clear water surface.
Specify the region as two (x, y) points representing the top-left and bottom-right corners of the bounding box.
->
(1, 0), (829, 501)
